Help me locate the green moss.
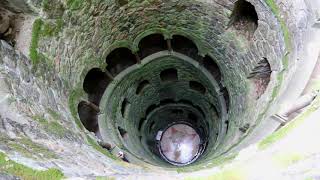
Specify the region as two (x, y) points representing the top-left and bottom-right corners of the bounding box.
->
(50, 121), (67, 136)
(42, 19), (64, 37)
(55, 18), (64, 34)
(86, 135), (118, 160)
(68, 88), (85, 130)
(42, 23), (56, 37)
(265, 0), (280, 15)
(47, 109), (61, 121)
(42, 0), (50, 11)
(271, 71), (284, 99)
(177, 153), (238, 173)
(0, 152), (64, 180)
(259, 97), (320, 149)
(7, 138), (57, 159)
(0, 135), (57, 160)
(185, 167), (245, 180)
(309, 79), (320, 92)
(67, 0), (85, 10)
(42, 0), (65, 15)
(29, 18), (64, 65)
(96, 176), (116, 180)
(264, 0), (292, 68)
(33, 115), (67, 138)
(273, 152), (304, 167)
(29, 19), (43, 64)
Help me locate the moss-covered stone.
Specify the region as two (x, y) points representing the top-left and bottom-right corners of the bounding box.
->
(185, 167), (245, 180)
(42, 19), (64, 37)
(0, 135), (57, 160)
(47, 109), (61, 121)
(86, 135), (119, 161)
(32, 115), (67, 138)
(29, 19), (43, 64)
(9, 138), (57, 159)
(264, 0), (292, 68)
(66, 0), (85, 10)
(177, 153), (238, 173)
(29, 18), (64, 65)
(0, 152), (64, 180)
(68, 88), (86, 130)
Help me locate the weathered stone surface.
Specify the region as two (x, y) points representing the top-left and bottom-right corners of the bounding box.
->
(0, 0), (318, 179)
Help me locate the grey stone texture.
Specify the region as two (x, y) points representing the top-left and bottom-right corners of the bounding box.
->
(0, 0), (318, 178)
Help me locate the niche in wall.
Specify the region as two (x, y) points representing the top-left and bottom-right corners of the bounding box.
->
(138, 34), (167, 59)
(228, 0), (258, 39)
(106, 48), (136, 76)
(248, 58), (272, 99)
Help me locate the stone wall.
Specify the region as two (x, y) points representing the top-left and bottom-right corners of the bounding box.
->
(30, 0), (287, 155)
(0, 0), (316, 178)
(0, 40), (153, 177)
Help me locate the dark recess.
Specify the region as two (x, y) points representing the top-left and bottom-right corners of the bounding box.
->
(228, 0), (258, 39)
(189, 81), (206, 94)
(118, 126), (128, 137)
(106, 48), (136, 76)
(146, 104), (157, 117)
(248, 58), (272, 99)
(138, 34), (167, 59)
(160, 68), (178, 82)
(83, 68), (111, 105)
(121, 98), (130, 118)
(136, 80), (150, 95)
(221, 87), (230, 112)
(77, 101), (99, 132)
(171, 35), (202, 61)
(203, 56), (222, 84)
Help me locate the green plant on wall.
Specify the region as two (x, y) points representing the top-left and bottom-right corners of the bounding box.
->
(29, 18), (64, 65)
(66, 0), (85, 10)
(29, 19), (43, 64)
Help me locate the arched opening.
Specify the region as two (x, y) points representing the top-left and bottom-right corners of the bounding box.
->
(83, 68), (111, 105)
(136, 80), (150, 95)
(228, 0), (258, 39)
(138, 118), (145, 131)
(160, 68), (178, 82)
(106, 48), (136, 76)
(248, 58), (272, 99)
(121, 98), (130, 118)
(0, 8), (21, 46)
(203, 56), (222, 84)
(146, 104), (157, 117)
(77, 101), (99, 133)
(189, 81), (206, 94)
(118, 126), (128, 138)
(225, 120), (230, 132)
(138, 34), (167, 59)
(221, 87), (230, 112)
(171, 35), (202, 61)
